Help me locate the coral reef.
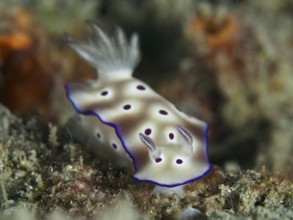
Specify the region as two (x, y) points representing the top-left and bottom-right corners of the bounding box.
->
(0, 104), (292, 219)
(0, 0), (293, 219)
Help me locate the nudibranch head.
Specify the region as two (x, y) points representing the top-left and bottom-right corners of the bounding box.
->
(133, 125), (210, 187)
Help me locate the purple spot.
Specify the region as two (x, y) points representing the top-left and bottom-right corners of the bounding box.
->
(155, 158), (162, 163)
(169, 133), (174, 140)
(176, 159), (183, 164)
(137, 85), (146, 90)
(159, 110), (168, 115)
(101, 90), (108, 96)
(123, 104), (131, 110)
(144, 128), (152, 135)
(97, 133), (101, 139)
(112, 143), (117, 149)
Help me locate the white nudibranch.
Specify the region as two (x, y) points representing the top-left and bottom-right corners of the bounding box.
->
(65, 23), (211, 188)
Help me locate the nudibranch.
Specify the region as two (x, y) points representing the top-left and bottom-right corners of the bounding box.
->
(65, 23), (211, 188)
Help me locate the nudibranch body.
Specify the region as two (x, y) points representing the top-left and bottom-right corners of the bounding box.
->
(65, 24), (211, 187)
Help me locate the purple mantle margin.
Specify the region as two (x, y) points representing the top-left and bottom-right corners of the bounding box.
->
(65, 84), (212, 187)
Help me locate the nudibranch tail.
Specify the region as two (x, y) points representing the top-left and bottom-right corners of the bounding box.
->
(65, 23), (140, 81)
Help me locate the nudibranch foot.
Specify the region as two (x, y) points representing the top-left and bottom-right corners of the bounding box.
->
(179, 206), (203, 220)
(152, 185), (185, 197)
